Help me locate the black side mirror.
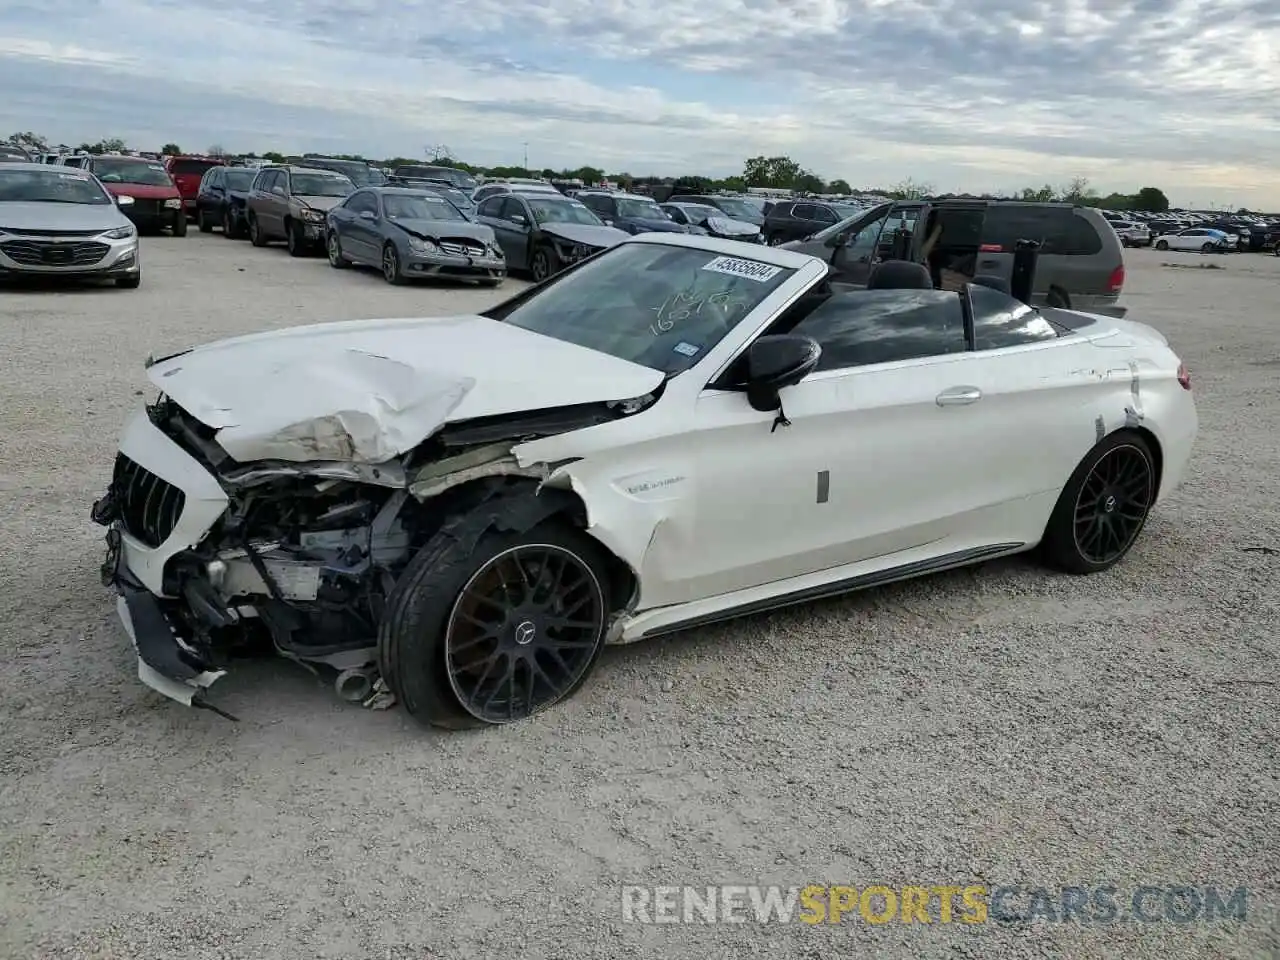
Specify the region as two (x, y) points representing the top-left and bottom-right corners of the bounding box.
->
(743, 335), (821, 411)
(826, 230), (851, 249)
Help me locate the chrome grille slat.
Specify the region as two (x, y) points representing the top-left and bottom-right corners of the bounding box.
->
(0, 240), (110, 266)
(438, 238), (486, 257)
(112, 454), (186, 548)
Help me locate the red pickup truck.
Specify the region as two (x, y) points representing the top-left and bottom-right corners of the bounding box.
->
(164, 155), (225, 218)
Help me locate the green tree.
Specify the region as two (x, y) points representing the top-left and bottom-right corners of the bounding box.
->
(261, 151), (285, 163)
(1132, 186), (1169, 212)
(8, 131), (49, 153)
(890, 177), (934, 200)
(160, 143), (182, 155)
(793, 170), (826, 194)
(743, 155), (803, 188)
(1019, 184), (1057, 202)
(1060, 177), (1095, 203)
(828, 178), (852, 194)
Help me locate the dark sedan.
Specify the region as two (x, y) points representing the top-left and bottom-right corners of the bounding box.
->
(195, 166), (259, 237)
(763, 198), (865, 245)
(325, 187), (506, 286)
(474, 191), (629, 281)
(575, 191), (689, 235)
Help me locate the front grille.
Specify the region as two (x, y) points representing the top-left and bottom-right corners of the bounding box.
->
(438, 238), (487, 257)
(112, 454), (186, 548)
(126, 199), (165, 218)
(0, 239), (109, 266)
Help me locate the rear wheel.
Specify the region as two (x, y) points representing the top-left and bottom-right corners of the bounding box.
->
(171, 211), (187, 237)
(1041, 431), (1156, 574)
(379, 519), (612, 729)
(249, 214), (267, 247)
(222, 209), (238, 238)
(197, 208), (212, 232)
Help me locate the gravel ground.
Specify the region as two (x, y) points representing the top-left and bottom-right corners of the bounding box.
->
(0, 236), (1276, 960)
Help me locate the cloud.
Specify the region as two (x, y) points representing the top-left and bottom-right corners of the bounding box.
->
(1, 0), (1278, 206)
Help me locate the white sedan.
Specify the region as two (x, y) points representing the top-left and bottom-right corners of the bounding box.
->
(1154, 228), (1231, 253)
(91, 235), (1198, 728)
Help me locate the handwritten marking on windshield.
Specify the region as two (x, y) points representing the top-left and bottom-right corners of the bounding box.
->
(648, 291), (747, 336)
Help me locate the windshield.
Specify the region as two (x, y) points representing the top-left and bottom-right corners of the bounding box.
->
(526, 198), (603, 225)
(305, 161), (375, 185)
(830, 203), (864, 219)
(384, 194), (465, 221)
(616, 198), (668, 220)
(225, 169), (256, 190)
(681, 204), (722, 221)
(810, 202), (893, 241)
(291, 173), (354, 197)
(421, 185), (473, 208)
(0, 168), (112, 204)
(497, 243), (795, 375)
(92, 159), (172, 186)
(710, 197), (760, 220)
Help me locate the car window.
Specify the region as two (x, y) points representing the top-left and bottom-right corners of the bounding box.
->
(497, 197), (526, 221)
(662, 205), (687, 224)
(254, 170), (276, 192)
(812, 206), (839, 223)
(201, 168), (221, 188)
(384, 193), (465, 221)
(345, 191), (377, 215)
(493, 244), (796, 376)
(289, 172), (354, 197)
(967, 284), (1061, 350)
(90, 159), (172, 186)
(578, 194), (611, 215)
(224, 169), (255, 191)
(0, 167), (112, 204)
(788, 290), (967, 370)
(791, 203), (816, 220)
(526, 197), (603, 225)
(476, 196), (504, 218)
(616, 198), (667, 219)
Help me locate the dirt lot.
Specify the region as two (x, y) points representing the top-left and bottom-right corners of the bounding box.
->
(1, 237), (1277, 960)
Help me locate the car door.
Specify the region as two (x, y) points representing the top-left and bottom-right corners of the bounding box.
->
(250, 170), (278, 232)
(263, 170), (289, 236)
(198, 167), (221, 218)
(330, 191), (368, 262)
(676, 289), (984, 600)
(479, 196), (531, 268)
(1172, 229), (1199, 251)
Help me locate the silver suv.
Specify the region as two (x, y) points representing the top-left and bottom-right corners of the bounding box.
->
(784, 200), (1129, 317)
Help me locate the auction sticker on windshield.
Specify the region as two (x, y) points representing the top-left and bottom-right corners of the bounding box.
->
(701, 256), (782, 282)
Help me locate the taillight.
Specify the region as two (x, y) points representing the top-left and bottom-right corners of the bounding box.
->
(1177, 362), (1191, 390)
(1107, 264), (1125, 293)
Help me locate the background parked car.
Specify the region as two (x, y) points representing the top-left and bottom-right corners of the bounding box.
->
(391, 165), (477, 193)
(0, 143), (32, 162)
(245, 165), (356, 255)
(1112, 219), (1153, 247)
(1153, 228), (1231, 253)
(786, 200), (1127, 315)
(575, 191), (687, 234)
(471, 180), (560, 204)
(762, 198), (865, 245)
(474, 190), (628, 281)
(667, 193), (765, 227)
(83, 156), (185, 236)
(325, 187), (505, 286)
(0, 162), (141, 287)
(163, 155), (224, 219)
(660, 202), (764, 242)
(291, 157), (387, 187)
(413, 182), (477, 217)
(195, 165), (259, 237)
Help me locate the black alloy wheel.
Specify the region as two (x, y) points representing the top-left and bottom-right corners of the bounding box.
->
(327, 231), (348, 268)
(1072, 443), (1155, 565)
(1042, 431), (1156, 574)
(287, 222), (307, 257)
(444, 544), (606, 724)
(530, 246), (556, 282)
(382, 243), (403, 283)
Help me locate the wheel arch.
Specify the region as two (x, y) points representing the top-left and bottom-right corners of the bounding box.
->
(405, 474), (639, 614)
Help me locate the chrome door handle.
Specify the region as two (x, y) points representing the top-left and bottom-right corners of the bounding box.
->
(936, 386), (982, 406)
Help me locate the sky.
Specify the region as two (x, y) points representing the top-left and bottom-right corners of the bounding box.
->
(1, 0), (1278, 208)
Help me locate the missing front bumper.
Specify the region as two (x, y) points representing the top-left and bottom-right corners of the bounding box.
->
(115, 584), (229, 709)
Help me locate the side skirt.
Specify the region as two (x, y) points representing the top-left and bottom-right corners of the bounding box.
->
(636, 542), (1026, 640)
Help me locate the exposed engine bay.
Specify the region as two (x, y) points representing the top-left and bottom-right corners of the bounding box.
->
(92, 392), (652, 713)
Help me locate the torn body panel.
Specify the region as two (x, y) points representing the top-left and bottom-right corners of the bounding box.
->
(145, 314), (664, 463)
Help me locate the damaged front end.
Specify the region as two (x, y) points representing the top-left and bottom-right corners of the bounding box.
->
(91, 391), (649, 716)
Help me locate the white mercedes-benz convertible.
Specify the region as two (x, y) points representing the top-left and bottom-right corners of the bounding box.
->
(91, 232), (1197, 728)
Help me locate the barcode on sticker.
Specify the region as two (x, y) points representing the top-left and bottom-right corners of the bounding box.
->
(701, 256), (781, 282)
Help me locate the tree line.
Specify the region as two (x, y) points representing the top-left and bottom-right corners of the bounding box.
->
(8, 131), (1185, 213)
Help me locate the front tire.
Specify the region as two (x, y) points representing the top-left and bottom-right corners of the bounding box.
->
(115, 274), (141, 289)
(1041, 431), (1156, 575)
(223, 209), (239, 238)
(529, 245), (559, 282)
(249, 214), (267, 246)
(381, 242), (404, 284)
(1201, 242), (1215, 254)
(197, 208), (212, 232)
(327, 231), (349, 268)
(1155, 239), (1169, 251)
(171, 211), (187, 237)
(379, 519), (612, 729)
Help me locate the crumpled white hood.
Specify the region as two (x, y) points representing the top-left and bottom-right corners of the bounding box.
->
(146, 315), (665, 464)
(706, 216), (759, 237)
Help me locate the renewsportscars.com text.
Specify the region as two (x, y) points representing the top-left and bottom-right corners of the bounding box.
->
(621, 884), (1248, 925)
